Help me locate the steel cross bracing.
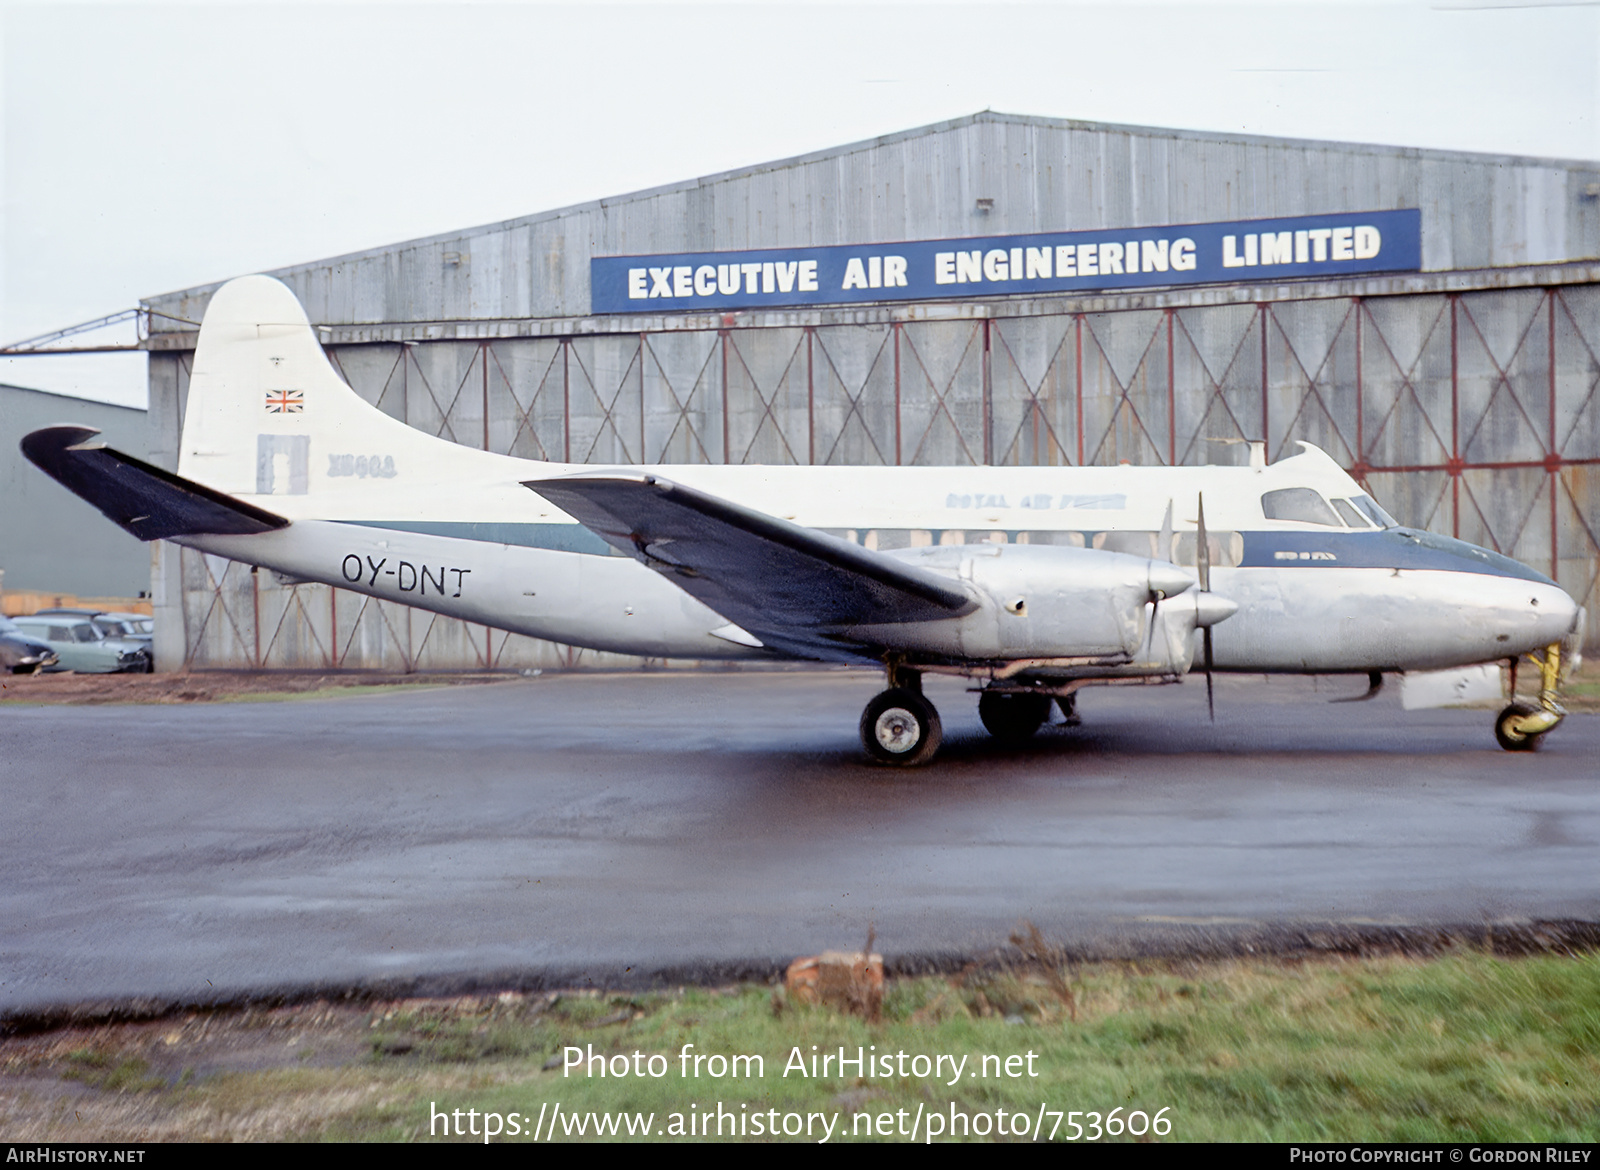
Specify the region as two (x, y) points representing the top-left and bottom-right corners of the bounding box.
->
(163, 285), (1600, 670)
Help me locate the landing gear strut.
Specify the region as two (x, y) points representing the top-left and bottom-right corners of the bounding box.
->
(1495, 643), (1566, 752)
(860, 666), (942, 766)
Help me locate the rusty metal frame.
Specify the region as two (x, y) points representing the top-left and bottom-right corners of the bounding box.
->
(722, 329), (809, 465)
(1167, 312), (1257, 468)
(566, 336), (643, 465)
(1079, 312), (1172, 467)
(896, 322), (983, 466)
(488, 341), (562, 461)
(812, 326), (895, 466)
(987, 319), (1077, 466)
(639, 333), (719, 464)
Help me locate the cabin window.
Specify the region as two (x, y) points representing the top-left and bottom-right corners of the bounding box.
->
(1173, 531), (1244, 568)
(868, 529), (914, 550)
(1330, 498), (1370, 528)
(1024, 531), (1086, 548)
(1094, 531), (1158, 556)
(1261, 487), (1341, 527)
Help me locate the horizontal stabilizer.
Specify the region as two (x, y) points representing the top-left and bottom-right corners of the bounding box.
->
(525, 473), (975, 655)
(22, 426), (289, 541)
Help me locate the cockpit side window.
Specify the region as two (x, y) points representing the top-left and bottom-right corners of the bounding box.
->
(1350, 494), (1398, 528)
(1330, 499), (1370, 528)
(1260, 487), (1342, 527)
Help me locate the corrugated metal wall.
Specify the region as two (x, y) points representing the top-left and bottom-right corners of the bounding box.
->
(151, 280), (1600, 670)
(142, 113), (1600, 330)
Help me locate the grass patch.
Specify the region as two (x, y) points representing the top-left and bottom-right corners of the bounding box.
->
(7, 951), (1599, 1142)
(61, 1049), (168, 1094)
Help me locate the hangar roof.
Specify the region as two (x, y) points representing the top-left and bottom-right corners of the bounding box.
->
(144, 110), (1600, 330)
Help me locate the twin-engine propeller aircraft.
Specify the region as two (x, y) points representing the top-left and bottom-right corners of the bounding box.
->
(24, 276), (1585, 763)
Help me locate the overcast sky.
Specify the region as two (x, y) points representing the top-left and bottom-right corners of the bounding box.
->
(2, 0), (1596, 408)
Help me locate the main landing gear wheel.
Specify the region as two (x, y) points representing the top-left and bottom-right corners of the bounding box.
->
(978, 691), (1053, 743)
(861, 687), (942, 766)
(1494, 702), (1546, 752)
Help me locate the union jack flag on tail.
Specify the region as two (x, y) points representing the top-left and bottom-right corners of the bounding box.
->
(265, 389), (304, 413)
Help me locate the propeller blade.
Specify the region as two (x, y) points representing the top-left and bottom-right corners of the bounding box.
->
(1158, 498), (1174, 563)
(1204, 626), (1215, 721)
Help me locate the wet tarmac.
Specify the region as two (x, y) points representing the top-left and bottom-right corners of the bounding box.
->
(2, 669), (1596, 1014)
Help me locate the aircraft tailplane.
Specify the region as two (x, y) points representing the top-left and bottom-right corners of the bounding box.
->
(22, 425), (289, 540)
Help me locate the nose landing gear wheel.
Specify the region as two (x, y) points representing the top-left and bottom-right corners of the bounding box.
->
(1496, 641), (1568, 752)
(861, 687), (942, 766)
(978, 691), (1052, 742)
(1495, 701), (1546, 752)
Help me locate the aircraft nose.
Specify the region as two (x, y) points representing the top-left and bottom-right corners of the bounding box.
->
(1530, 582), (1580, 645)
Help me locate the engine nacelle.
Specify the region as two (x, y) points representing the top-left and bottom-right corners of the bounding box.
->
(852, 543), (1234, 675)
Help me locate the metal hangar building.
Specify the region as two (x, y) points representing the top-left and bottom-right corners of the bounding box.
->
(0, 384), (152, 604)
(138, 111), (1600, 672)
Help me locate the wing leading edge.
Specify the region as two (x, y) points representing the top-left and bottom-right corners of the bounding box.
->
(524, 473), (976, 659)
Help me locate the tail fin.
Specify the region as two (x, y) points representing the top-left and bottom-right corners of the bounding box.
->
(178, 275), (511, 501)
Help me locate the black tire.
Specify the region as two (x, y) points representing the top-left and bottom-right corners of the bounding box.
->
(1494, 702), (1545, 752)
(860, 687), (942, 766)
(978, 690), (1052, 742)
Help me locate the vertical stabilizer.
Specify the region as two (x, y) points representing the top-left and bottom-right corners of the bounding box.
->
(177, 275), (516, 500)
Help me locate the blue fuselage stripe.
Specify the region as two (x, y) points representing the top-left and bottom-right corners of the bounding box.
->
(336, 519), (622, 556)
(1237, 529), (1555, 584)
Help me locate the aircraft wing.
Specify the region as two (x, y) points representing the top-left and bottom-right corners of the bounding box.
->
(21, 426), (289, 541)
(525, 472), (976, 658)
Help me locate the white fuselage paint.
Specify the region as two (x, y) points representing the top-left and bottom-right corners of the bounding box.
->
(183, 450), (1578, 675)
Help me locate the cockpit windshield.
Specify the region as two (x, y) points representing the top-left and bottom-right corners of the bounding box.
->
(1330, 499), (1369, 528)
(1263, 487), (1400, 529)
(1261, 487), (1341, 526)
(1348, 494), (1398, 528)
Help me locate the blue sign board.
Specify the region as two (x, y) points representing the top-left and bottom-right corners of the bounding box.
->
(590, 209), (1421, 315)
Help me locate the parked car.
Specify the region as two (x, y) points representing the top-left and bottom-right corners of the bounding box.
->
(0, 615), (59, 674)
(10, 615), (150, 673)
(100, 612), (154, 640)
(30, 608), (154, 667)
